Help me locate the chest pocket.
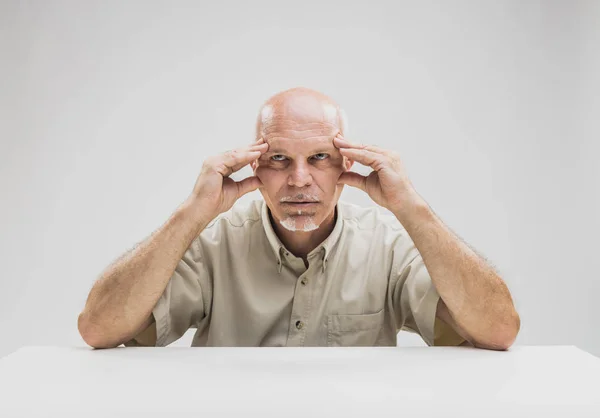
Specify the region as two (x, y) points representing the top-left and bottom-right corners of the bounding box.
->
(327, 308), (385, 347)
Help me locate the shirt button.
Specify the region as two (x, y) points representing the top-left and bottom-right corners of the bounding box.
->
(295, 320), (304, 330)
(300, 278), (308, 286)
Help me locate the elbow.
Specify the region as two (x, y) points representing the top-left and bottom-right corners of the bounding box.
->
(476, 310), (521, 351)
(78, 312), (120, 349)
(498, 309), (521, 349)
(502, 310), (521, 349)
(78, 312), (103, 348)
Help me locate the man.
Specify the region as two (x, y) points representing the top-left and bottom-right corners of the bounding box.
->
(78, 87), (520, 350)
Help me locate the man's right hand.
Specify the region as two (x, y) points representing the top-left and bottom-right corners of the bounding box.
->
(186, 137), (269, 224)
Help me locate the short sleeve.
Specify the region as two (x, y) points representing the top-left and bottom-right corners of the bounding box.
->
(123, 237), (210, 347)
(390, 238), (465, 347)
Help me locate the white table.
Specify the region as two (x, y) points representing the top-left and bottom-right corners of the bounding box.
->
(0, 345), (598, 417)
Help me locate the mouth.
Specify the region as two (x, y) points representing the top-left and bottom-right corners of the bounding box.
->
(281, 201), (319, 205)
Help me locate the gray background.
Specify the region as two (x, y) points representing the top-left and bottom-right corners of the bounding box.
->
(1, 0), (598, 358)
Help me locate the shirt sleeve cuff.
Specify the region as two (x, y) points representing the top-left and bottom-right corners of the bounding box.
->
(417, 282), (465, 347)
(122, 296), (170, 347)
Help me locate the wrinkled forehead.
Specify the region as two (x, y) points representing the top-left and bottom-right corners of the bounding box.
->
(265, 135), (337, 156)
(258, 100), (341, 139)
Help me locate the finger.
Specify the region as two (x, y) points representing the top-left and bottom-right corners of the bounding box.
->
(236, 175), (263, 197)
(236, 143), (268, 170)
(230, 141), (269, 170)
(334, 134), (387, 155)
(337, 147), (386, 170)
(250, 141), (268, 151)
(244, 135), (267, 150)
(218, 148), (265, 176)
(251, 137), (269, 151)
(337, 171), (367, 192)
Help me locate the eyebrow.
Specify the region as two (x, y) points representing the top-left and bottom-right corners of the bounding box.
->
(266, 145), (337, 155)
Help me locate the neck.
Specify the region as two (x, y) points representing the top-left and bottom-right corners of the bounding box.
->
(270, 206), (337, 260)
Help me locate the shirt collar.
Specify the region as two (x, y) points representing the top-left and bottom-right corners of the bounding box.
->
(260, 199), (344, 273)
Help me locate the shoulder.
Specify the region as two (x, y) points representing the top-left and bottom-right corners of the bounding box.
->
(207, 200), (262, 228)
(338, 200), (415, 259)
(338, 200), (405, 234)
(199, 200), (263, 242)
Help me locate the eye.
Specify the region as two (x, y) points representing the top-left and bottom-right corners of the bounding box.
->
(271, 155), (287, 162)
(312, 153), (329, 161)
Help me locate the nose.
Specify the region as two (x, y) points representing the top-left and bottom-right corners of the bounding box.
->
(287, 160), (313, 188)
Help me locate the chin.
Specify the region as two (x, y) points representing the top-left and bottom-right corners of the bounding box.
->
(279, 214), (321, 232)
(274, 204), (320, 229)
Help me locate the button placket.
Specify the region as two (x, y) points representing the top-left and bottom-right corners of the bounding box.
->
(286, 272), (309, 344)
(293, 274), (308, 335)
(320, 246), (328, 272)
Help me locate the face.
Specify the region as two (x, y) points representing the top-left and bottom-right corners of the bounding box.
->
(252, 120), (352, 233)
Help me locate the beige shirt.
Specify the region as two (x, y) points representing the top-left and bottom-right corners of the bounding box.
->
(124, 199), (465, 347)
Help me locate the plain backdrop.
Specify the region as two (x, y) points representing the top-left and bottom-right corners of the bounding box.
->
(1, 0), (598, 359)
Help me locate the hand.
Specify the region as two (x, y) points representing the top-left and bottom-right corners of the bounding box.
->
(187, 138), (269, 223)
(334, 133), (423, 215)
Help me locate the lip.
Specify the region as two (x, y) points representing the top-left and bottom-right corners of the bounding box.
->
(281, 202), (319, 205)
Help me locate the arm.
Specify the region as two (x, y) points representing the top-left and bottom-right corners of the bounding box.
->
(397, 201), (520, 351)
(78, 198), (209, 349)
(333, 133), (519, 351)
(78, 139), (268, 349)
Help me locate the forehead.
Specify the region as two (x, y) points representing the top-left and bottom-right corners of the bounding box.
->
(265, 133), (336, 155)
(260, 98), (339, 134)
(261, 99), (338, 125)
(258, 98), (341, 153)
(262, 119), (338, 139)
(261, 108), (339, 153)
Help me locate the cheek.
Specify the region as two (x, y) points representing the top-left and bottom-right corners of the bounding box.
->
(327, 156), (346, 172)
(255, 166), (284, 191)
(255, 165), (275, 178)
(325, 158), (346, 174)
(314, 169), (343, 191)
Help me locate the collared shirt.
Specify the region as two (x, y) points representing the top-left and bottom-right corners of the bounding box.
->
(124, 199), (465, 347)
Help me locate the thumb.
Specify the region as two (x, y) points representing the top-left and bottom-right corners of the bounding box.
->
(236, 176), (263, 198)
(337, 171), (367, 192)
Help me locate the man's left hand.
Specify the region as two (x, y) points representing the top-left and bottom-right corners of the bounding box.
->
(334, 133), (424, 216)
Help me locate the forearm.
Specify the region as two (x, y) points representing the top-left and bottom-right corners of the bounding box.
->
(395, 198), (520, 349)
(78, 197), (210, 348)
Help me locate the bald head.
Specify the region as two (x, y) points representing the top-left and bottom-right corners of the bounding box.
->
(256, 87), (347, 140)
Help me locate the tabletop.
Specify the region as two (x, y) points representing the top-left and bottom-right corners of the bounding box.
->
(0, 345), (599, 417)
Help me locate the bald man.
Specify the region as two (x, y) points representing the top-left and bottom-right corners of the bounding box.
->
(78, 87), (520, 350)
